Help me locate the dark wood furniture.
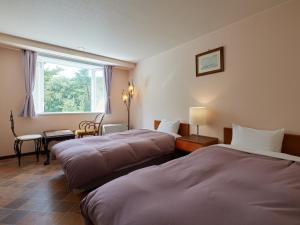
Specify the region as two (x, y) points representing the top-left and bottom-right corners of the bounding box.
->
(43, 130), (75, 165)
(176, 135), (218, 153)
(10, 111), (42, 166)
(154, 120), (190, 137)
(224, 127), (300, 157)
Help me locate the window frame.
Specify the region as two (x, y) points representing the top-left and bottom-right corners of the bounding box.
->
(34, 54), (105, 115)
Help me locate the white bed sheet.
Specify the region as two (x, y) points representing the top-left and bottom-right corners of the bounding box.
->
(218, 144), (300, 162)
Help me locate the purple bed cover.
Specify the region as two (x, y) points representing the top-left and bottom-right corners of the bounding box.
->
(52, 129), (175, 190)
(81, 145), (300, 225)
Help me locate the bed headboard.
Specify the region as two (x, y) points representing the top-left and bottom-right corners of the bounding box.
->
(224, 127), (300, 157)
(154, 120), (190, 137)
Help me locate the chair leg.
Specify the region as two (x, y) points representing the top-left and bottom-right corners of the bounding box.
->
(34, 139), (39, 162)
(15, 140), (22, 167)
(14, 141), (18, 154)
(39, 139), (42, 159)
(39, 138), (42, 157)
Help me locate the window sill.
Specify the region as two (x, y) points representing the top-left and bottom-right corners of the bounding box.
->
(37, 112), (103, 116)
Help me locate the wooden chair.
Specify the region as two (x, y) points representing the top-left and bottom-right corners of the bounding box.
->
(75, 113), (105, 138)
(10, 111), (42, 166)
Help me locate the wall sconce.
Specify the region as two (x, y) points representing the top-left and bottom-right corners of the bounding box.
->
(122, 81), (134, 130)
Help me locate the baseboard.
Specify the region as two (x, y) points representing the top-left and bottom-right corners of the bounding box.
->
(0, 151), (46, 160)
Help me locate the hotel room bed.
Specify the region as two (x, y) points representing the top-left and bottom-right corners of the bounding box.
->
(52, 121), (189, 191)
(80, 128), (300, 225)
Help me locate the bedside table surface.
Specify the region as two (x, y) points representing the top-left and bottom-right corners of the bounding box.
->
(177, 135), (218, 146)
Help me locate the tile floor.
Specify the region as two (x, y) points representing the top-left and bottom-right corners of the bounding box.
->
(0, 155), (87, 225)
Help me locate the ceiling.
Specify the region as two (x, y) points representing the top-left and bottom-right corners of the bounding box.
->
(0, 0), (287, 62)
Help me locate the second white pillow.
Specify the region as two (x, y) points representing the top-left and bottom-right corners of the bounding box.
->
(231, 124), (284, 153)
(157, 120), (180, 134)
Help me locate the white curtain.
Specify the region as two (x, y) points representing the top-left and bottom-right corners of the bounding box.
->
(20, 50), (37, 118)
(103, 65), (112, 114)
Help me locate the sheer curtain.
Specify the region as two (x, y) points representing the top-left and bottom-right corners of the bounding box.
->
(103, 65), (112, 114)
(20, 50), (37, 118)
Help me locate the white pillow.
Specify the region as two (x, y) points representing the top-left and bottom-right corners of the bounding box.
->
(157, 120), (180, 134)
(231, 124), (284, 153)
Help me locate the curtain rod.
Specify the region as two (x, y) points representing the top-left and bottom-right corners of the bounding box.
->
(38, 52), (106, 67)
(0, 32), (135, 70)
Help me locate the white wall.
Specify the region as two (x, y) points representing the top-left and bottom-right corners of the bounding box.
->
(131, 0), (300, 141)
(0, 46), (129, 156)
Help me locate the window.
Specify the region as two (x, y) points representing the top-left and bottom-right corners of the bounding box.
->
(34, 55), (104, 114)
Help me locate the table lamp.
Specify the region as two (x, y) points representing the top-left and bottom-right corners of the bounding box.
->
(189, 107), (207, 135)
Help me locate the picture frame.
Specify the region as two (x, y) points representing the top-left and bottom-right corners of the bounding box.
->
(195, 46), (224, 76)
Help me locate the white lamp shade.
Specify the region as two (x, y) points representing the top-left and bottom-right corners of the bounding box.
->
(189, 107), (207, 125)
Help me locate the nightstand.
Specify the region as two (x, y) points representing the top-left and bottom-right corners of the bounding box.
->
(175, 135), (218, 153)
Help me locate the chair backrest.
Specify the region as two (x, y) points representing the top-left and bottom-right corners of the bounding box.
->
(94, 113), (105, 124)
(10, 111), (18, 138)
(94, 113), (105, 134)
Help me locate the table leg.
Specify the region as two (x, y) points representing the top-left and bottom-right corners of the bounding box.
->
(43, 139), (50, 165)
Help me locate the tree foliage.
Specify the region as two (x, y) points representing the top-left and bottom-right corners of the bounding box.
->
(44, 67), (92, 112)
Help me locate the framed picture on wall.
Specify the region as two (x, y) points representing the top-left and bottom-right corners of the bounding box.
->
(195, 47), (224, 76)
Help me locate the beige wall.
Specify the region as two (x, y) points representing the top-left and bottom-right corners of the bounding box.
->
(0, 47), (129, 156)
(131, 0), (300, 141)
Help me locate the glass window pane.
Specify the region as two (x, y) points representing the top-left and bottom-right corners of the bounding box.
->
(94, 69), (104, 112)
(44, 63), (92, 112)
(34, 55), (104, 113)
